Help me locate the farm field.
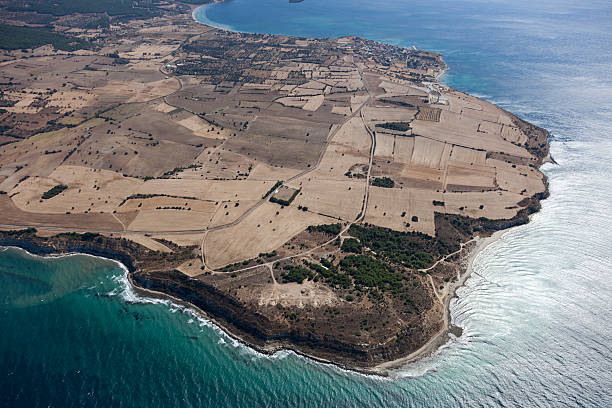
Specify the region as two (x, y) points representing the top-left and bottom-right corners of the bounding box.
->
(0, 0), (550, 369)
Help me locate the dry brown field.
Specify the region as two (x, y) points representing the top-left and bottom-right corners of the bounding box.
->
(0, 11), (546, 280)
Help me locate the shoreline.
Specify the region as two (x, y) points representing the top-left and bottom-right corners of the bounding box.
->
(371, 229), (507, 372)
(0, 243), (382, 377)
(0, 226), (510, 376)
(0, 4), (552, 375)
(191, 3), (239, 33)
(125, 272), (387, 377)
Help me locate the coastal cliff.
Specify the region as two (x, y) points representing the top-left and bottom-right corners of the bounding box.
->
(0, 1), (551, 372)
(0, 164), (550, 371)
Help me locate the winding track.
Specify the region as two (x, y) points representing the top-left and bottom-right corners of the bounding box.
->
(200, 57), (376, 272)
(201, 59), (384, 274)
(1, 52), (452, 304)
(1, 53), (389, 277)
(0, 54), (387, 277)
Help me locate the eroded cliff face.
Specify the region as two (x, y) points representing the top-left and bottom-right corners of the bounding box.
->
(130, 267), (442, 368)
(0, 228), (441, 368)
(0, 2), (551, 369)
(0, 110), (550, 368)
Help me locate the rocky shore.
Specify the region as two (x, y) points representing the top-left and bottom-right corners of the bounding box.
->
(0, 167), (550, 373)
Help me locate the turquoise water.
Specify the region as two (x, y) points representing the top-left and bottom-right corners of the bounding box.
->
(3, 0), (612, 406)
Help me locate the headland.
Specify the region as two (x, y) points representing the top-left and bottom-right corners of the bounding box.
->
(0, 0), (550, 373)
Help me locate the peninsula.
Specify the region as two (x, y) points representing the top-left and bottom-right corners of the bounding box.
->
(0, 0), (549, 372)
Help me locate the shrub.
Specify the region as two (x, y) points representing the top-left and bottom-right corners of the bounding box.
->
(320, 258), (333, 268)
(281, 265), (314, 284)
(372, 177), (395, 188)
(0, 24), (90, 51)
(348, 224), (435, 269)
(341, 238), (363, 253)
(307, 223), (342, 235)
(340, 255), (403, 291)
(42, 184), (68, 199)
(269, 188), (300, 206)
(305, 261), (350, 288)
(374, 121), (411, 132)
(262, 181), (282, 199)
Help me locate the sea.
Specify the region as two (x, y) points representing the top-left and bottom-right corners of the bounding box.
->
(2, 0), (612, 406)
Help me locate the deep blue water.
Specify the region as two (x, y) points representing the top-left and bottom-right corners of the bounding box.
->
(2, 0), (612, 406)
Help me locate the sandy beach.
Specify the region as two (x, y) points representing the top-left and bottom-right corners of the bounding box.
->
(123, 228), (508, 376)
(372, 229), (507, 373)
(0, 0), (550, 374)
